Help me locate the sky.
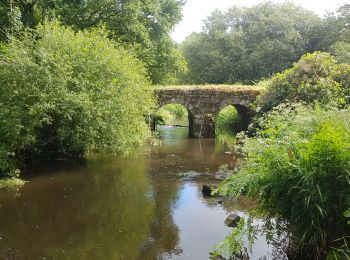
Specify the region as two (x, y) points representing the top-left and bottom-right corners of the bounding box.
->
(171, 0), (348, 43)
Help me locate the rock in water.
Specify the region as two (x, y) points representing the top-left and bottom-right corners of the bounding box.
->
(178, 171), (202, 180)
(202, 185), (212, 197)
(224, 214), (241, 227)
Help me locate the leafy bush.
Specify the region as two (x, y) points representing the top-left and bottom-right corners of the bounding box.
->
(219, 104), (350, 258)
(257, 52), (350, 112)
(0, 21), (154, 177)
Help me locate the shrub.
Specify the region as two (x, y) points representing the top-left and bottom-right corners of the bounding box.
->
(257, 52), (350, 112)
(0, 21), (154, 177)
(219, 104), (350, 258)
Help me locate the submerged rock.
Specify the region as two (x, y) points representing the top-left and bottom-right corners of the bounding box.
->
(224, 213), (241, 227)
(214, 164), (233, 180)
(177, 171), (203, 180)
(214, 170), (230, 180)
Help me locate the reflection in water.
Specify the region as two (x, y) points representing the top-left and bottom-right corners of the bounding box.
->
(215, 131), (236, 149)
(0, 158), (157, 259)
(0, 126), (283, 259)
(156, 125), (188, 141)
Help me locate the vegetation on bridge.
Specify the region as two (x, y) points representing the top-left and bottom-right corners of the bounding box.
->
(154, 84), (263, 93)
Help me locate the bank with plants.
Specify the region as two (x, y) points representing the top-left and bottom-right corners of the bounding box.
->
(213, 52), (350, 259)
(0, 22), (154, 184)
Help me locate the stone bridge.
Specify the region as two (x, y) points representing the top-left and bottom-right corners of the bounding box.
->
(153, 85), (263, 138)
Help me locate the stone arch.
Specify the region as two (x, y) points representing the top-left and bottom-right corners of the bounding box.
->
(152, 100), (195, 137)
(154, 87), (262, 138)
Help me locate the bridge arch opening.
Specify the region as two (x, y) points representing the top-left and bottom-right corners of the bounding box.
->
(215, 104), (251, 136)
(153, 104), (194, 138)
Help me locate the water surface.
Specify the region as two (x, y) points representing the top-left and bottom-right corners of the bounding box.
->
(0, 126), (284, 259)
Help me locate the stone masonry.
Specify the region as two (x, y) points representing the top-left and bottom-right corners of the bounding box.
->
(154, 86), (263, 138)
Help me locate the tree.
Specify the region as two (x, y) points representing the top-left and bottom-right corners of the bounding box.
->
(0, 0), (24, 40)
(39, 0), (187, 84)
(0, 21), (154, 177)
(180, 31), (237, 84)
(330, 41), (350, 64)
(321, 4), (350, 65)
(0, 0), (187, 84)
(336, 4), (350, 42)
(180, 2), (324, 84)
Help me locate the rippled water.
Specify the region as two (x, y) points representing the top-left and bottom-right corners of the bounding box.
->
(0, 126), (285, 259)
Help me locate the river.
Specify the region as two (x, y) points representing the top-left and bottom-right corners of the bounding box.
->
(0, 126), (286, 259)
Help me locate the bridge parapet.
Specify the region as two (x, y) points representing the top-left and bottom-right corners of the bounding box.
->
(154, 85), (264, 137)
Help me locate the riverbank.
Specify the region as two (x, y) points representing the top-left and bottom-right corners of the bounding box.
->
(0, 178), (26, 190)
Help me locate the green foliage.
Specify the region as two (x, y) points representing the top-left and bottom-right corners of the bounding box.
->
(330, 41), (350, 64)
(0, 1), (23, 40)
(219, 104), (350, 258)
(163, 104), (187, 119)
(155, 109), (171, 125)
(156, 104), (188, 126)
(327, 236), (350, 259)
(180, 2), (350, 85)
(257, 52), (350, 112)
(215, 105), (239, 135)
(212, 218), (246, 256)
(1, 0), (187, 84)
(179, 31), (235, 84)
(0, 0), (187, 84)
(334, 4), (350, 43)
(212, 216), (257, 258)
(0, 21), (154, 177)
(0, 177), (26, 190)
(180, 2), (323, 84)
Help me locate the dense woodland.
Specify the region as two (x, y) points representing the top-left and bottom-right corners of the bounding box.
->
(180, 2), (350, 84)
(0, 0), (187, 84)
(1, 1), (350, 259)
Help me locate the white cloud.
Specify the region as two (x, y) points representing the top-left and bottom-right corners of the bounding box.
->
(172, 0), (347, 43)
